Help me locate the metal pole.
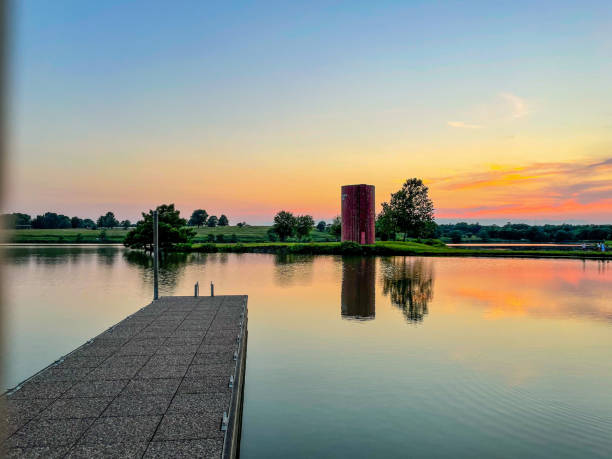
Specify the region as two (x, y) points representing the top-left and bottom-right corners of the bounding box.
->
(153, 210), (159, 300)
(211, 282), (214, 297)
(194, 281), (199, 297)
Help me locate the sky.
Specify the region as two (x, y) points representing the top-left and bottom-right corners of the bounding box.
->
(5, 0), (612, 224)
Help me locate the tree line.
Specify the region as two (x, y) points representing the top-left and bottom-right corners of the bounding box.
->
(438, 222), (612, 243)
(187, 210), (229, 227)
(1, 211), (132, 229)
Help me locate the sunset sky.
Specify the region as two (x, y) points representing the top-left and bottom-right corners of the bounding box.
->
(6, 1), (612, 224)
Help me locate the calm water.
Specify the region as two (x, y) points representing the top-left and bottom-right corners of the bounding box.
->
(2, 245), (612, 458)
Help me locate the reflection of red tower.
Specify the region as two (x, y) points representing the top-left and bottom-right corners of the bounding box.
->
(341, 184), (375, 244)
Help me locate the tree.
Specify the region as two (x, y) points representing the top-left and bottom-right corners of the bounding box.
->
(316, 220), (327, 232)
(97, 212), (119, 228)
(376, 209), (396, 241)
(272, 211), (297, 241)
(189, 209), (208, 227)
(82, 219), (96, 229)
(1, 213), (31, 228)
(218, 214), (229, 226)
(31, 212), (71, 229)
(124, 204), (196, 251)
(71, 216), (83, 228)
(236, 222), (247, 228)
(450, 231), (462, 243)
(120, 220), (131, 229)
(207, 216), (218, 227)
(384, 178), (434, 240)
(296, 215), (315, 240)
(329, 216), (341, 240)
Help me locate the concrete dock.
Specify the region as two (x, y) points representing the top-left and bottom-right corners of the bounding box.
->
(1, 295), (248, 458)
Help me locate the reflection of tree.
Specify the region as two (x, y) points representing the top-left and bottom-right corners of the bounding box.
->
(341, 257), (375, 320)
(381, 257), (434, 323)
(123, 250), (190, 294)
(273, 254), (315, 287)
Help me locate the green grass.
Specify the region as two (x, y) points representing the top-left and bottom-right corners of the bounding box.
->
(1, 226), (338, 244)
(2, 228), (129, 243)
(177, 240), (612, 259)
(190, 226), (337, 243)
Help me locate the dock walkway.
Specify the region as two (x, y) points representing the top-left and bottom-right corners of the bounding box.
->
(1, 295), (248, 458)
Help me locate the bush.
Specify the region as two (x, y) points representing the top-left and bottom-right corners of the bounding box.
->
(206, 234), (215, 243)
(75, 233), (83, 242)
(339, 241), (363, 255)
(196, 243), (218, 253)
(450, 231), (462, 243)
(216, 234), (225, 243)
(267, 228), (279, 242)
(230, 234), (238, 243)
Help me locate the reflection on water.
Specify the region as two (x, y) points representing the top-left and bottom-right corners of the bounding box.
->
(341, 257), (375, 320)
(381, 257), (434, 323)
(2, 247), (612, 458)
(273, 254), (315, 287)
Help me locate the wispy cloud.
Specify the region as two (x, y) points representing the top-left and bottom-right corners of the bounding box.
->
(447, 121), (483, 129)
(499, 92), (529, 119)
(431, 157), (612, 222)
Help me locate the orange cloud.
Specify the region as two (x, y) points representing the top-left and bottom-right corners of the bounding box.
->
(432, 158), (612, 222)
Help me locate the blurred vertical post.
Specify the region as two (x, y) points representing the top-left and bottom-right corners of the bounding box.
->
(153, 210), (159, 300)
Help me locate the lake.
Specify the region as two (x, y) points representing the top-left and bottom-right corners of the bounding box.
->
(2, 245), (611, 458)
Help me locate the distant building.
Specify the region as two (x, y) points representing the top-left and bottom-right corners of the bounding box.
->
(341, 184), (375, 244)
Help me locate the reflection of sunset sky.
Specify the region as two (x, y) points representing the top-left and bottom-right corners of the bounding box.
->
(432, 258), (612, 322)
(5, 249), (612, 455)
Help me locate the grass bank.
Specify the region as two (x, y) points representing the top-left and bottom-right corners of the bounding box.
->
(173, 241), (612, 259)
(1, 226), (337, 244)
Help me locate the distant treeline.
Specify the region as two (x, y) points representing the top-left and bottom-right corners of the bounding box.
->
(1, 212), (132, 229)
(438, 222), (612, 243)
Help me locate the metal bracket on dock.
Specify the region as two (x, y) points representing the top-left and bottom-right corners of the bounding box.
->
(221, 411), (229, 431)
(194, 281), (199, 297)
(229, 375), (234, 388)
(233, 351), (238, 361)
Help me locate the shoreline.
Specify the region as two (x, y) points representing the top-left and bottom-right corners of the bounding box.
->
(171, 241), (612, 260)
(2, 241), (610, 260)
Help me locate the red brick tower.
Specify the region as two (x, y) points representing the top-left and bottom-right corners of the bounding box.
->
(341, 184), (375, 244)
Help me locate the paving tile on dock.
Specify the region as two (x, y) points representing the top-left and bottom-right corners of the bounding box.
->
(55, 356), (107, 369)
(9, 381), (74, 400)
(166, 393), (230, 415)
(153, 413), (224, 441)
(40, 397), (112, 419)
(136, 364), (189, 379)
(154, 344), (198, 355)
(7, 417), (95, 447)
(185, 363), (235, 379)
(164, 336), (203, 346)
(102, 394), (173, 417)
(2, 399), (53, 438)
(99, 355), (150, 368)
(122, 378), (182, 396)
(177, 376), (231, 395)
(192, 352), (234, 365)
(144, 439), (223, 458)
(5, 446), (71, 458)
(66, 442), (148, 458)
(146, 354), (194, 367)
(32, 367), (93, 383)
(84, 366), (141, 381)
(64, 380), (128, 398)
(79, 415), (161, 445)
